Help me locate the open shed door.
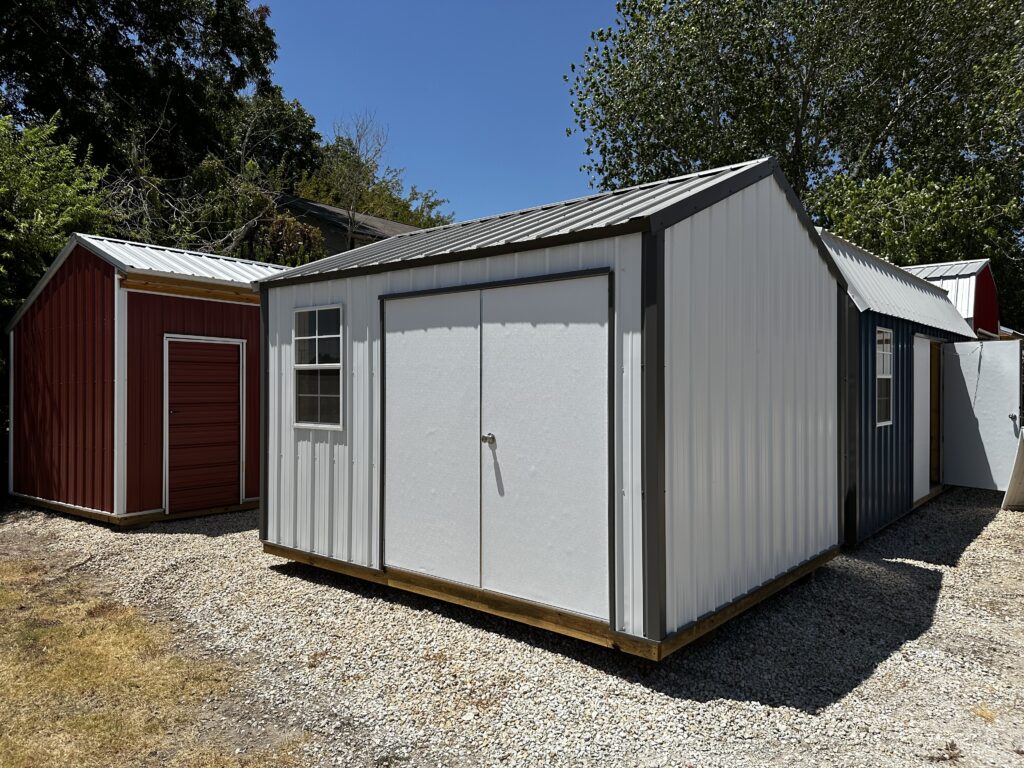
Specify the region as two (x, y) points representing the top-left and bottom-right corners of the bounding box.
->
(942, 340), (1022, 491)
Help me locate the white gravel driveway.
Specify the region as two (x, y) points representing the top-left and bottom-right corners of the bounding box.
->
(1, 487), (1021, 767)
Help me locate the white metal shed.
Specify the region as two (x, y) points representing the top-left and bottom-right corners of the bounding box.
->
(257, 157), (846, 659)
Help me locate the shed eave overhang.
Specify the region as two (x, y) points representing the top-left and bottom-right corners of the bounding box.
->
(6, 234), (273, 333)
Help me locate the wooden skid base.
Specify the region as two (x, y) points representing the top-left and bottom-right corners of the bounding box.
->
(11, 493), (258, 528)
(262, 541), (838, 661)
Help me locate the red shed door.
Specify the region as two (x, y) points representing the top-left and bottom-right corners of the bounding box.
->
(166, 340), (242, 514)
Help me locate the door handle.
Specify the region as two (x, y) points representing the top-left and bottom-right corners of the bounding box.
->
(481, 432), (495, 446)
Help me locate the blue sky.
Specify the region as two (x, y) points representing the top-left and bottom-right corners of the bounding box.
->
(263, 1), (617, 221)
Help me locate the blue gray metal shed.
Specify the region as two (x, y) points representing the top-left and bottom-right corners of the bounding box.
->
(820, 230), (975, 544)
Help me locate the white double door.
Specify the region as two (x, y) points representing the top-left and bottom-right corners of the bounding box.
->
(384, 274), (609, 620)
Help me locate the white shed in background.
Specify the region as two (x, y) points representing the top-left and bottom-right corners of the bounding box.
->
(256, 157), (846, 660)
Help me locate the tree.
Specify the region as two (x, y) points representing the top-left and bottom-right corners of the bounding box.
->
(808, 171), (1024, 328)
(297, 115), (453, 242)
(227, 85), (323, 191)
(0, 0), (278, 179)
(568, 0), (1024, 319)
(105, 153), (325, 268)
(0, 115), (112, 320)
(569, 0), (1022, 193)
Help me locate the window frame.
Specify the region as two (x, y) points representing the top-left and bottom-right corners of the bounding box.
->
(875, 326), (894, 427)
(292, 304), (344, 431)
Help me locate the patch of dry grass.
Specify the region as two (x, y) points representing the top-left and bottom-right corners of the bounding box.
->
(0, 557), (300, 768)
(972, 705), (997, 723)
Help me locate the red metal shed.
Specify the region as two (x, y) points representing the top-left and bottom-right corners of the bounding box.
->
(6, 234), (288, 525)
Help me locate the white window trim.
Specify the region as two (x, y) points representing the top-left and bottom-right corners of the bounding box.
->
(876, 326), (893, 427)
(293, 304), (345, 431)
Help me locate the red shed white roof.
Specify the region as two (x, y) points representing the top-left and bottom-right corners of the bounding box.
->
(7, 233), (288, 332)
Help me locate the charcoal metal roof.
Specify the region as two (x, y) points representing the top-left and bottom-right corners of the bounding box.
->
(263, 157), (836, 286)
(819, 229), (974, 338)
(7, 233), (288, 332)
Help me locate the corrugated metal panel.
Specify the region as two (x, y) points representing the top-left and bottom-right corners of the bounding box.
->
(12, 246), (114, 511)
(166, 341), (242, 513)
(78, 234), (289, 285)
(663, 177), (839, 633)
(904, 260), (991, 327)
(265, 234), (646, 636)
(126, 293), (259, 512)
(932, 276), (976, 323)
(819, 230), (975, 338)
(905, 259), (989, 280)
(943, 340), (1021, 491)
(852, 312), (962, 542)
(265, 160), (770, 282)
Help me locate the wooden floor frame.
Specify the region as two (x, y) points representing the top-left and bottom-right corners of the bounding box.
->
(264, 541), (837, 662)
(10, 492), (258, 528)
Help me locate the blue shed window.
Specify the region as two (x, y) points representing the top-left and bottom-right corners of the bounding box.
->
(294, 306), (343, 428)
(876, 327), (893, 426)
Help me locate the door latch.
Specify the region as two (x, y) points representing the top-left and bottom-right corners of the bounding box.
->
(480, 432), (496, 446)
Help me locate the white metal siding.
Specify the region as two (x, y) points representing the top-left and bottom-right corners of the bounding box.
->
(265, 235), (646, 635)
(912, 336), (932, 501)
(943, 340), (1021, 491)
(663, 177), (839, 634)
(932, 276), (976, 325)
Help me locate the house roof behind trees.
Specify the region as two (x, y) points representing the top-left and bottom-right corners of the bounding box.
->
(277, 194), (421, 241)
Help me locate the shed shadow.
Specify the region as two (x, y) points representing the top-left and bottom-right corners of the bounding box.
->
(942, 346), (999, 489)
(120, 509), (260, 537)
(268, 488), (998, 713)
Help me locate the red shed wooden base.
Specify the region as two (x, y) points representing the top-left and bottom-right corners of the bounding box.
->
(263, 541), (837, 661)
(12, 492), (258, 529)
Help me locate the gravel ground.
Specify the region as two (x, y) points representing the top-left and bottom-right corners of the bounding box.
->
(1, 487), (1022, 767)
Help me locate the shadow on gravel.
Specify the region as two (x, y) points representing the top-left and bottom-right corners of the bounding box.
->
(270, 487), (1000, 714)
(122, 509), (259, 538)
(1, 500), (260, 538)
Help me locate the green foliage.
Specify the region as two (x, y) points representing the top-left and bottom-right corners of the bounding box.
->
(0, 116), (111, 318)
(297, 126), (453, 239)
(363, 183), (453, 231)
(106, 154), (325, 268)
(808, 172), (1022, 268)
(569, 0), (1023, 192)
(247, 213), (325, 268)
(226, 86), (323, 191)
(0, 0), (278, 179)
(569, 0), (1024, 322)
(809, 171), (1024, 328)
